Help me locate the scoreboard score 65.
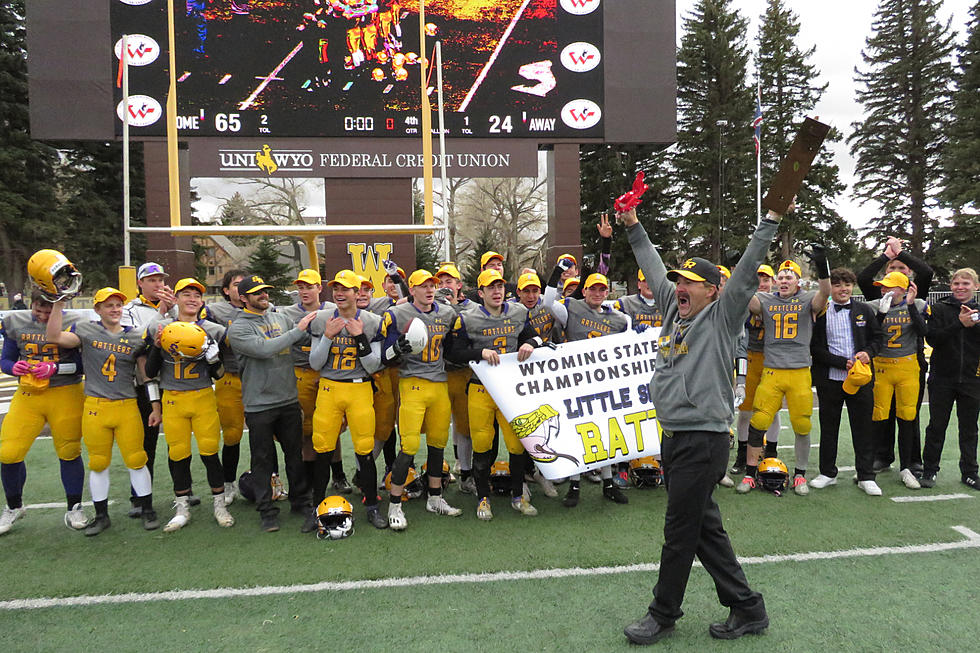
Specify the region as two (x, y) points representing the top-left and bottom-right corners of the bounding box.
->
(112, 0), (605, 139)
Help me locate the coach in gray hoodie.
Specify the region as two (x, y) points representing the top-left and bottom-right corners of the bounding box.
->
(621, 203), (790, 645)
(228, 274), (317, 534)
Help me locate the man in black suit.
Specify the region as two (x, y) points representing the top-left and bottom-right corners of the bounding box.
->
(810, 268), (885, 495)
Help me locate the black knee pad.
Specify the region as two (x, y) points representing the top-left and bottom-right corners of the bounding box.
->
(390, 451), (414, 486)
(171, 456), (193, 493)
(748, 426), (766, 448)
(426, 446), (444, 480)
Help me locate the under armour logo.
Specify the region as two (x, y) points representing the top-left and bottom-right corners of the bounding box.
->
(412, 385), (420, 391)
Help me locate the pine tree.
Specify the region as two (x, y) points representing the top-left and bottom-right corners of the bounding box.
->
(848, 0), (955, 256)
(755, 0), (863, 268)
(247, 240), (292, 304)
(0, 1), (65, 295)
(462, 227), (496, 289)
(673, 0), (756, 261)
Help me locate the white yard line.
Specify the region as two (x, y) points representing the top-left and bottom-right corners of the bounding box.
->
(458, 0), (532, 112)
(1, 526), (977, 611)
(891, 493), (975, 503)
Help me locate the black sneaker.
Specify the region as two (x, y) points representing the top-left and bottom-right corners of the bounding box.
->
(603, 485), (629, 504)
(919, 472), (937, 488)
(84, 514), (111, 537)
(962, 475), (980, 491)
(366, 507), (389, 529)
(301, 509), (319, 533)
(332, 476), (353, 495)
(261, 514), (280, 532)
(562, 487), (580, 508)
(142, 508), (160, 531)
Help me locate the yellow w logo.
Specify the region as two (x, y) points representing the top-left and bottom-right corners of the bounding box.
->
(347, 242), (393, 296)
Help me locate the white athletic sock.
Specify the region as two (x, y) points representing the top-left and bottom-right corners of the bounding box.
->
(453, 428), (473, 471)
(129, 466), (152, 497)
(89, 469), (110, 503)
(737, 410), (751, 443)
(794, 434), (811, 472)
(767, 413), (781, 443)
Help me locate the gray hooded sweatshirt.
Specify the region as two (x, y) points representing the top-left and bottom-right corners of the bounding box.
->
(626, 218), (779, 433)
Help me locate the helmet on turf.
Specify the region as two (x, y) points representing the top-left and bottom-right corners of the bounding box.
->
(160, 321), (208, 360)
(27, 249), (83, 302)
(315, 495), (354, 540)
(757, 457), (789, 495)
(628, 457), (662, 489)
(238, 470), (257, 503)
(490, 461), (511, 496)
(384, 467), (424, 500)
(421, 460), (453, 490)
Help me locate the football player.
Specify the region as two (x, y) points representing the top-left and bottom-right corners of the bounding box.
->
(435, 262), (476, 494)
(445, 269), (543, 519)
(380, 269), (462, 530)
(867, 271), (929, 486)
(543, 265), (630, 506)
(202, 269), (247, 503)
(279, 270), (349, 493)
(144, 279), (233, 531)
(0, 291), (87, 534)
(613, 268), (664, 332)
(732, 266), (781, 475)
(368, 262), (409, 475)
(45, 290), (160, 535)
(738, 253), (831, 496)
(307, 270), (387, 529)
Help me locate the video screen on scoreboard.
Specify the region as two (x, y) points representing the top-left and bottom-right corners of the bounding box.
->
(111, 0), (604, 138)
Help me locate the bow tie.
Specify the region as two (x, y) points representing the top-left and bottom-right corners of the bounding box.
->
(834, 303), (852, 312)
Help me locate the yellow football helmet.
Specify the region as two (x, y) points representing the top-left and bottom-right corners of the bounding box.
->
(315, 496), (354, 540)
(490, 461), (511, 496)
(628, 457), (663, 489)
(160, 322), (208, 360)
(757, 457), (789, 495)
(27, 249), (82, 302)
(384, 467), (424, 500)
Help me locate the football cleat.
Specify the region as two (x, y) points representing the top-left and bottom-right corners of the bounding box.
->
(718, 474), (735, 488)
(64, 503), (91, 530)
(425, 495), (462, 516)
(0, 506), (25, 535)
(388, 502), (407, 530)
(858, 480), (883, 496)
(365, 506), (388, 530)
(603, 485), (629, 504)
(477, 497), (493, 521)
(163, 496), (191, 532)
(919, 472), (937, 488)
(511, 496), (538, 516)
(223, 482), (238, 505)
(332, 475), (353, 495)
(84, 513), (111, 537)
(142, 507), (160, 531)
(792, 475), (809, 496)
(735, 476), (756, 494)
(213, 494), (235, 528)
(261, 514), (280, 532)
(458, 476), (478, 495)
(900, 469), (921, 490)
(532, 470), (558, 497)
(562, 486), (580, 508)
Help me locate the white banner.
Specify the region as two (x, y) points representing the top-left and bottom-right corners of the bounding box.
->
(470, 329), (662, 480)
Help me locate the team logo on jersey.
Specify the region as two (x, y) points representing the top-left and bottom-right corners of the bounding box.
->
(560, 99), (602, 129)
(511, 404), (579, 464)
(114, 35), (159, 66)
(560, 0), (600, 16)
(560, 42), (601, 73)
(116, 95), (161, 127)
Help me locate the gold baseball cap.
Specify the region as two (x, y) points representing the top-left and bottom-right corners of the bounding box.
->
(757, 264), (775, 278)
(408, 270), (435, 288)
(478, 269), (505, 288)
(842, 359), (873, 395)
(563, 276), (580, 292)
(874, 271), (909, 290)
(294, 269), (322, 285)
(517, 272), (542, 290)
(778, 260), (802, 277)
(436, 263), (461, 280)
(174, 278), (206, 294)
(93, 287), (127, 305)
(358, 274), (374, 289)
(328, 270), (360, 289)
(480, 251), (504, 268)
(584, 273), (609, 289)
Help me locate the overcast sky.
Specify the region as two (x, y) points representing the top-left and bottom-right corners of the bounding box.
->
(678, 0), (974, 231)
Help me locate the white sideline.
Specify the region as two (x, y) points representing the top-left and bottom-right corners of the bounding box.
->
(24, 500), (116, 511)
(891, 493), (975, 503)
(1, 526), (978, 611)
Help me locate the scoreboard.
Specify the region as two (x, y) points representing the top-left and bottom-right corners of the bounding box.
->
(111, 0), (605, 139)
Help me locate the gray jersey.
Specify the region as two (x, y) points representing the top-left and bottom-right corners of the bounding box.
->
(120, 295), (164, 333)
(454, 303), (530, 353)
(145, 316), (226, 391)
(868, 298), (927, 358)
(561, 298), (629, 342)
(0, 310), (83, 388)
(72, 321), (147, 399)
(757, 290), (817, 368)
(368, 296), (396, 316)
(745, 313), (765, 353)
(279, 302), (336, 368)
(441, 297), (478, 370)
(513, 298), (556, 343)
(613, 293), (664, 329)
(309, 309), (383, 380)
(382, 302), (454, 382)
(203, 300), (243, 374)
